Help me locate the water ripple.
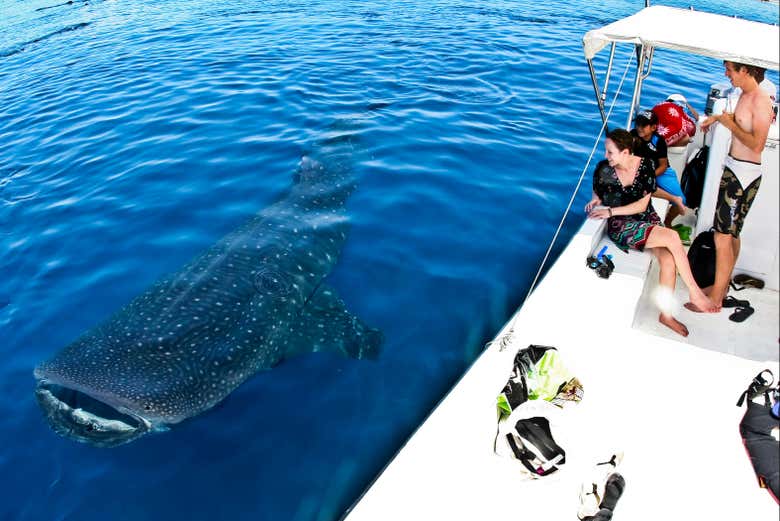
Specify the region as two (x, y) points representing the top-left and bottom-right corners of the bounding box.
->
(0, 22), (90, 58)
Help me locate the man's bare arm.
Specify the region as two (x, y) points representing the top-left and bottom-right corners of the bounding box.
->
(716, 97), (773, 154)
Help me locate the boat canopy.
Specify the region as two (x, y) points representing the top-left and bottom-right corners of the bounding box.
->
(583, 5), (779, 71)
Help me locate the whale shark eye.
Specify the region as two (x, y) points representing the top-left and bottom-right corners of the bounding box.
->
(253, 268), (292, 296)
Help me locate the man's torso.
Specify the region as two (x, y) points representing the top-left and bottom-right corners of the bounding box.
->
(730, 88), (770, 163)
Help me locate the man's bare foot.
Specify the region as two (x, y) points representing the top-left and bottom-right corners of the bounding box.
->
(684, 302), (721, 313)
(659, 313), (689, 337)
(684, 293), (719, 313)
(708, 290), (727, 312)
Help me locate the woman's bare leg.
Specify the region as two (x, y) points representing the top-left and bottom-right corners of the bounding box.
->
(652, 248), (689, 337)
(644, 226), (717, 312)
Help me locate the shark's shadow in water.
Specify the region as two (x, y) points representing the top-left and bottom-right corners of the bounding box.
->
(33, 133), (382, 447)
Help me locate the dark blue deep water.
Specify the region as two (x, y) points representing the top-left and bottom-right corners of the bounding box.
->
(1, 0), (777, 519)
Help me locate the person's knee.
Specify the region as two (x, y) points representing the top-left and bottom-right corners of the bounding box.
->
(652, 226), (671, 240)
(663, 228), (684, 251)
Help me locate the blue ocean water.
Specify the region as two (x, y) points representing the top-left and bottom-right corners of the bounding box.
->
(1, 0), (777, 519)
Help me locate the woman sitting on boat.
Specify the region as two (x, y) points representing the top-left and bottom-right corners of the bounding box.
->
(584, 128), (716, 336)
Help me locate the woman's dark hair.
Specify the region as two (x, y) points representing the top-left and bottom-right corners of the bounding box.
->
(606, 128), (634, 151)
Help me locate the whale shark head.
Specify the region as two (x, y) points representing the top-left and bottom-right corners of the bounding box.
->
(34, 374), (152, 448)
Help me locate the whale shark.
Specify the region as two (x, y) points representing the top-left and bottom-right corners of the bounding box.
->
(33, 143), (381, 447)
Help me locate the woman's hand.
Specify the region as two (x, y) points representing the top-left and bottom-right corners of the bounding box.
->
(588, 207), (611, 220)
(584, 196), (601, 213)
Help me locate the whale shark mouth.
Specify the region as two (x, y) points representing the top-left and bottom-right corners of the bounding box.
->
(35, 381), (150, 447)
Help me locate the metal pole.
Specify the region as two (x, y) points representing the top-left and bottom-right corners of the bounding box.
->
(603, 42), (616, 103)
(642, 47), (655, 80)
(627, 44), (645, 129)
(587, 59), (608, 126)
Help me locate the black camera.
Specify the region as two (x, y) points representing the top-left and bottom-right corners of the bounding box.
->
(586, 254), (615, 279)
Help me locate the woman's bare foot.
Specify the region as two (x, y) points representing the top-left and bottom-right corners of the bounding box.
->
(659, 313), (689, 337)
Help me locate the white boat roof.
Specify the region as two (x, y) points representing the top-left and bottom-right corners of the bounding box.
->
(583, 5), (780, 71)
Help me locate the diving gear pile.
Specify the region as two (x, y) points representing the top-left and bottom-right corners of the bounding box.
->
(494, 345), (583, 477)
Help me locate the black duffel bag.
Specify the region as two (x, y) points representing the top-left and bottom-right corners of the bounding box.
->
(687, 230), (716, 288)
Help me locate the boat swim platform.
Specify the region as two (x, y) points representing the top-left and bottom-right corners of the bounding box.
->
(344, 209), (779, 521)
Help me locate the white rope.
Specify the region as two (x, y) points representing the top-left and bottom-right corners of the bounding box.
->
(493, 52), (636, 352)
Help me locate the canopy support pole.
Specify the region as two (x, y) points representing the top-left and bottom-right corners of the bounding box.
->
(587, 58), (608, 126)
(586, 42), (617, 127)
(626, 44), (646, 129)
(603, 43), (616, 104)
(626, 44), (656, 128)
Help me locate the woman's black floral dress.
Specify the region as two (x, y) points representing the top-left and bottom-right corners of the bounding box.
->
(592, 157), (661, 251)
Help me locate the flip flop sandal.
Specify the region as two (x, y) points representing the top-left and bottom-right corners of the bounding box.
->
(722, 295), (750, 308)
(578, 483), (602, 519)
(731, 274), (765, 291)
(580, 474), (625, 521)
(578, 453), (623, 519)
(729, 306), (755, 323)
(598, 473), (626, 512)
(671, 224), (692, 244)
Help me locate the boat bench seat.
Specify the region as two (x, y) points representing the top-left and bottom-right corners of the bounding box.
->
(583, 197), (670, 279)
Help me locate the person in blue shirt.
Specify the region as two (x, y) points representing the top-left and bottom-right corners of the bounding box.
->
(631, 110), (687, 227)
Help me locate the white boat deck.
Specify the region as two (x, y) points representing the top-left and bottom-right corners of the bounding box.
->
(345, 210), (779, 521)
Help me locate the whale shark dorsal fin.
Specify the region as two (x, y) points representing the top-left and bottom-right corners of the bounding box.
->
(285, 285), (382, 360)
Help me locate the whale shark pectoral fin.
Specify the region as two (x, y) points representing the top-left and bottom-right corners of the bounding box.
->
(287, 285), (382, 360)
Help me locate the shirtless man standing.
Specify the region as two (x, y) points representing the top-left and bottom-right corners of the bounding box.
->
(698, 61), (773, 311)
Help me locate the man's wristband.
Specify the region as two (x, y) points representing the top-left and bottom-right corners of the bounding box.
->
(608, 208), (613, 217)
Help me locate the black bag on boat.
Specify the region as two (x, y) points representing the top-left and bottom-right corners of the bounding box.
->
(736, 370), (780, 502)
(687, 230), (716, 288)
(680, 145), (709, 209)
(505, 416), (566, 477)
